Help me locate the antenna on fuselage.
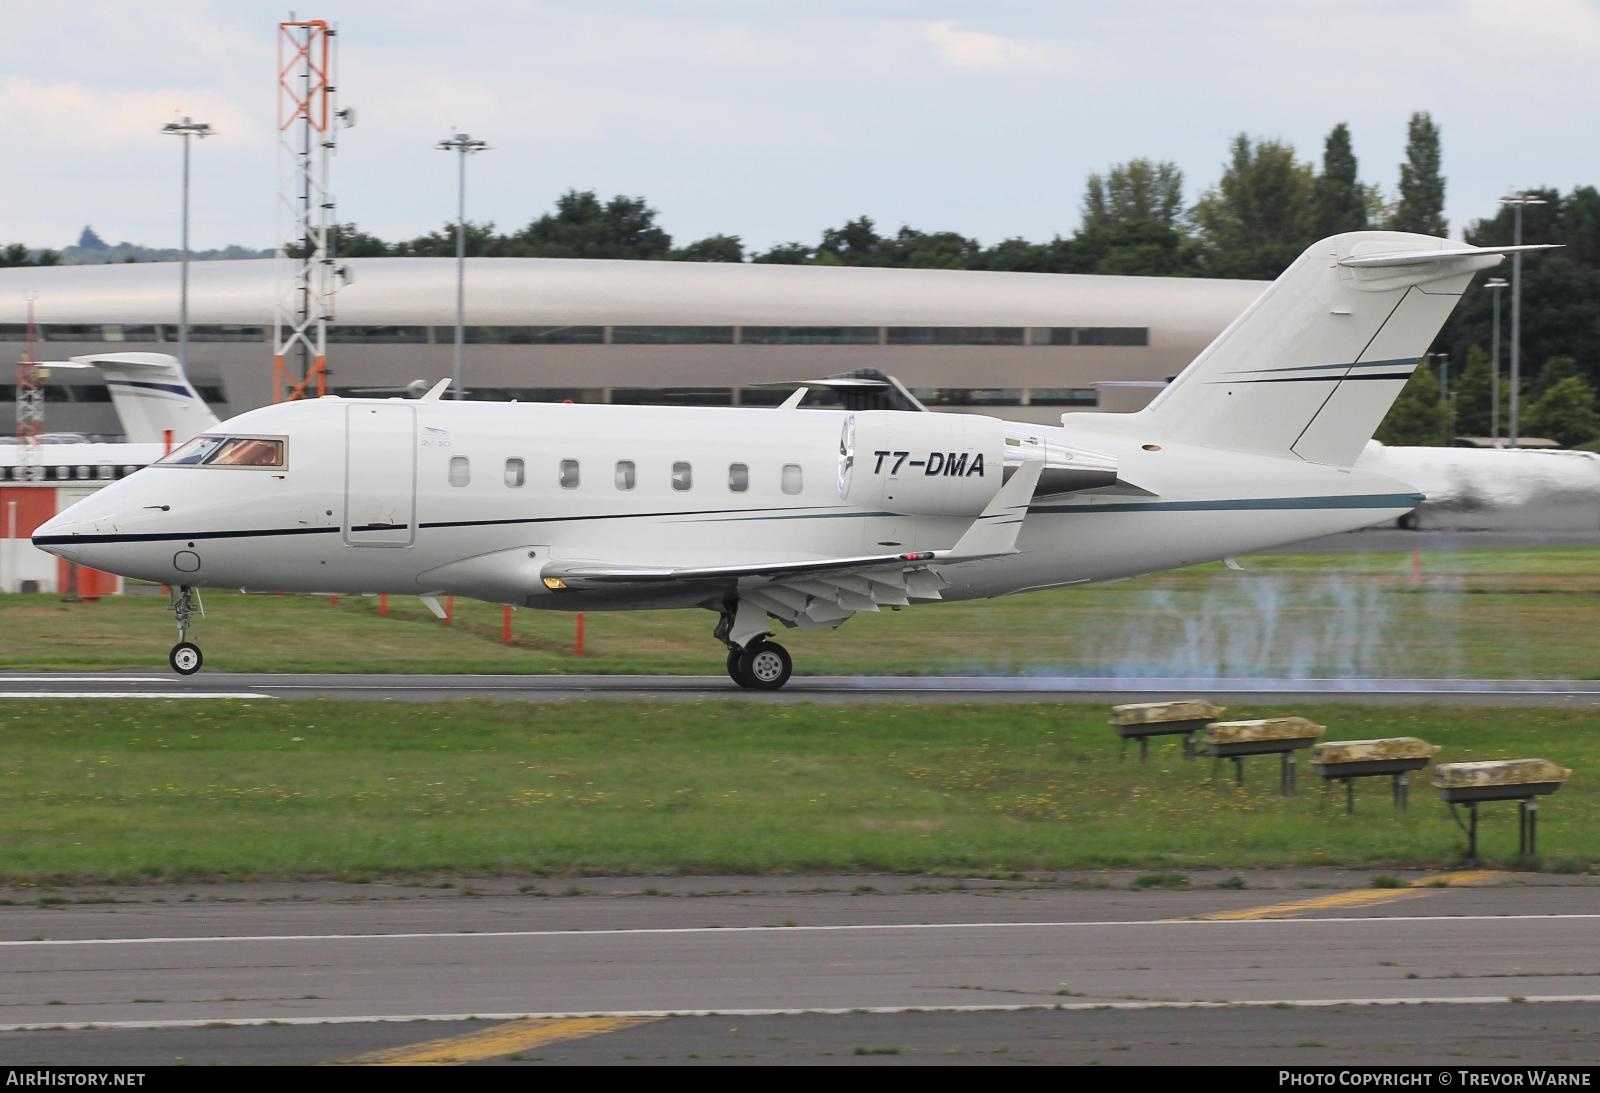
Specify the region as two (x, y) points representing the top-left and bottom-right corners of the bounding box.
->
(419, 378), (452, 402)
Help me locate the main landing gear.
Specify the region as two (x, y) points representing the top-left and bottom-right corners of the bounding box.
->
(716, 600), (794, 691)
(725, 640), (793, 691)
(167, 585), (204, 675)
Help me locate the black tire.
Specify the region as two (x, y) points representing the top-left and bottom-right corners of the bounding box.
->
(170, 641), (203, 675)
(737, 640), (792, 691)
(727, 649), (750, 687)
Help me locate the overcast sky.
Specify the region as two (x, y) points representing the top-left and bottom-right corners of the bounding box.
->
(3, 0), (1597, 254)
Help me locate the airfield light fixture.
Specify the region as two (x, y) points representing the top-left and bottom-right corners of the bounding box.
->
(160, 116), (214, 374)
(436, 132), (492, 401)
(1498, 193), (1548, 446)
(1485, 278), (1509, 445)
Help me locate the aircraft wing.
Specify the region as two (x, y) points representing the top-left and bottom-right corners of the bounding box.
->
(543, 461), (1042, 629)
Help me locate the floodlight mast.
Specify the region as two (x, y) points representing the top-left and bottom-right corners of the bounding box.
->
(1499, 193), (1547, 446)
(436, 133), (490, 401)
(160, 116), (213, 378)
(1485, 277), (1508, 446)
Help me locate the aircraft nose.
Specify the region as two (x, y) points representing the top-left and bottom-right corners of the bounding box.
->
(32, 510), (91, 561)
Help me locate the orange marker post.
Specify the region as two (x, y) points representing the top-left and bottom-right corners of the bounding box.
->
(502, 605), (512, 644)
(378, 593), (389, 618)
(444, 596), (454, 625)
(1411, 550), (1423, 583)
(575, 612), (586, 657)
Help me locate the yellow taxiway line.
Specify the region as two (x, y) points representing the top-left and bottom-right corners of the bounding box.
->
(1187, 870), (1503, 922)
(344, 1015), (656, 1066)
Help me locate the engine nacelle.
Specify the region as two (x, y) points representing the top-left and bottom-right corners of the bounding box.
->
(842, 411), (1007, 517)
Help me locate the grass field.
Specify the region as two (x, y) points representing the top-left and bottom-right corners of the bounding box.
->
(0, 699), (1591, 885)
(2, 547), (1598, 677)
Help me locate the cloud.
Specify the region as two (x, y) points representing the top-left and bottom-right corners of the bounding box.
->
(0, 77), (267, 150)
(922, 20), (1048, 71)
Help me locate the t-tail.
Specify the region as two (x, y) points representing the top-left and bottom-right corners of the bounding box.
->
(1130, 232), (1556, 468)
(48, 352), (220, 444)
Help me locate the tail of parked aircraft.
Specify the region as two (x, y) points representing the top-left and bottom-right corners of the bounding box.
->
(1131, 232), (1556, 468)
(48, 352), (220, 445)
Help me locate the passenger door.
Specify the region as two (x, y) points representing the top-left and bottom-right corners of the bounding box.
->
(344, 403), (416, 547)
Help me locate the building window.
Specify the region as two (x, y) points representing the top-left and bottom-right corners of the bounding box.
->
(910, 388), (1023, 407)
(186, 325), (267, 343)
(1029, 327), (1149, 347)
(885, 327), (1025, 346)
(781, 464), (803, 495)
(615, 460), (636, 490)
(327, 325), (430, 344)
(611, 326), (736, 345)
(1027, 388), (1100, 406)
(448, 456), (470, 486)
(505, 458), (525, 488)
(728, 463), (749, 492)
(671, 461), (693, 492)
(739, 326), (880, 345)
(609, 388), (734, 406)
(435, 326), (605, 344)
(559, 459), (580, 489)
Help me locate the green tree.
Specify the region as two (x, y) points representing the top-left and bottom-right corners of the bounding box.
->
(1312, 123), (1368, 236)
(1533, 355), (1580, 397)
(1390, 112), (1446, 235)
(1522, 375), (1600, 446)
(510, 190), (672, 260)
(1451, 345), (1494, 437)
(1375, 361), (1449, 446)
(671, 234), (744, 262)
(1082, 159), (1186, 232)
(0, 244), (58, 267)
(1191, 134), (1315, 279)
(330, 223), (390, 258)
(393, 220), (505, 258)
(879, 227), (982, 269)
(750, 241), (812, 264)
(816, 216), (885, 265)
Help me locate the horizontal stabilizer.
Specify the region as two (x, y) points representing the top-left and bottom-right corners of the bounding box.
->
(1339, 243), (1560, 268)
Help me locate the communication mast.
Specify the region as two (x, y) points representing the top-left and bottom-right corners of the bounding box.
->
(273, 16), (351, 401)
(15, 296), (43, 482)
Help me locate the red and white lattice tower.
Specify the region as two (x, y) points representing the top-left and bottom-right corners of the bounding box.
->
(273, 17), (349, 402)
(15, 296), (44, 482)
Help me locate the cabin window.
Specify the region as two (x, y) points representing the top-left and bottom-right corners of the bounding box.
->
(728, 463), (749, 492)
(504, 458), (525, 488)
(615, 460), (636, 490)
(448, 456), (470, 487)
(782, 464), (804, 495)
(559, 459), (580, 489)
(671, 461), (693, 492)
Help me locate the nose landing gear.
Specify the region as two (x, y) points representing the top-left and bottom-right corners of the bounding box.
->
(167, 585), (205, 675)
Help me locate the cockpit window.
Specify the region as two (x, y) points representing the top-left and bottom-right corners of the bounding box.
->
(159, 435), (285, 468)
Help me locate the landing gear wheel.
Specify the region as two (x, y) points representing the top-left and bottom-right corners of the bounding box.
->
(737, 640), (792, 691)
(727, 649), (748, 686)
(170, 641), (203, 675)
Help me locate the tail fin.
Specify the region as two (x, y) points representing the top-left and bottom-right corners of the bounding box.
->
(64, 352), (220, 444)
(1138, 232), (1556, 467)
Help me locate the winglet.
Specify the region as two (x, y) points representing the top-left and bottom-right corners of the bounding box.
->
(419, 378), (452, 402)
(943, 459), (1043, 560)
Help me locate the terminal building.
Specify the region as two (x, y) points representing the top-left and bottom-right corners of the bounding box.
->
(0, 258), (1266, 436)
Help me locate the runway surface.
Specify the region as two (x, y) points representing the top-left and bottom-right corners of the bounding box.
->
(1, 873), (1597, 1065)
(4, 671), (1600, 705)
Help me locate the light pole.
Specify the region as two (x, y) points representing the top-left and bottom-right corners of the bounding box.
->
(160, 116), (213, 373)
(1431, 351), (1452, 444)
(436, 132), (490, 401)
(1499, 192), (1547, 446)
(1485, 277), (1508, 446)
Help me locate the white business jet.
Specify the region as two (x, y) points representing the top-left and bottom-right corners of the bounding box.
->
(33, 232), (1551, 685)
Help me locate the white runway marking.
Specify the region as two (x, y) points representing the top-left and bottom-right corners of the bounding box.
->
(3, 995), (1598, 1033)
(7, 912), (1598, 947)
(0, 676), (176, 683)
(0, 691), (270, 700)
